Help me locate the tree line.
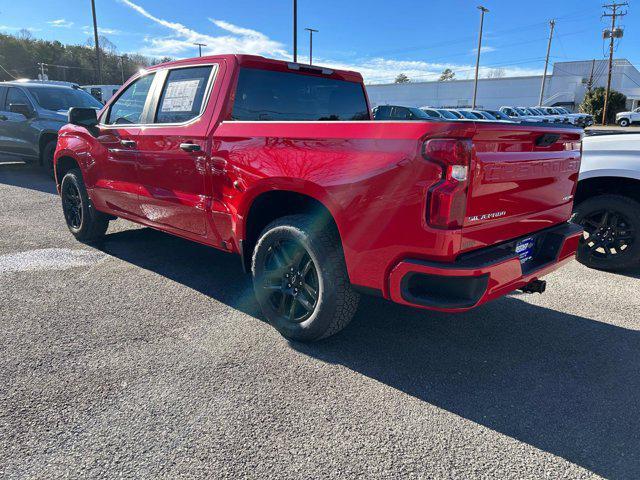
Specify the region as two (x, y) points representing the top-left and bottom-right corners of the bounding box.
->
(0, 30), (171, 85)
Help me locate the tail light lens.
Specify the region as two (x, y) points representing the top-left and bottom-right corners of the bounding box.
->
(423, 138), (472, 229)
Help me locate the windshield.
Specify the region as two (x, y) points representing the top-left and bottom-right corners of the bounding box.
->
(418, 108), (440, 118)
(27, 86), (103, 111)
(530, 108), (545, 115)
(458, 110), (477, 119)
(478, 111), (497, 120)
(489, 110), (509, 120)
(515, 107), (529, 116)
(437, 109), (458, 119)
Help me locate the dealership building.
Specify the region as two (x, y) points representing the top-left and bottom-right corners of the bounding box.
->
(366, 59), (640, 111)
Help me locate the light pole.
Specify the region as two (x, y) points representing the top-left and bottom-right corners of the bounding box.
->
(193, 42), (207, 57)
(90, 0), (102, 84)
(305, 28), (318, 65)
(472, 5), (489, 109)
(293, 0), (298, 62)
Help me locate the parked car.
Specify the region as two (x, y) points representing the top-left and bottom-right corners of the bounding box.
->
(449, 109), (481, 120)
(444, 109), (464, 119)
(480, 109), (514, 122)
(572, 133), (640, 271)
(538, 106), (592, 127)
(81, 84), (122, 104)
(526, 107), (566, 123)
(499, 106), (548, 123)
(373, 105), (434, 120)
(54, 54), (583, 342)
(435, 109), (460, 120)
(616, 107), (640, 127)
(0, 80), (103, 173)
(419, 107), (443, 119)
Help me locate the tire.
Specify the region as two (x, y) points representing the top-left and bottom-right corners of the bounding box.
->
(41, 140), (56, 177)
(618, 118), (630, 127)
(251, 214), (360, 342)
(571, 194), (640, 271)
(60, 168), (109, 242)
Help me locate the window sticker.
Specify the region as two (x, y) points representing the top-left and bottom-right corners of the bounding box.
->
(161, 79), (201, 112)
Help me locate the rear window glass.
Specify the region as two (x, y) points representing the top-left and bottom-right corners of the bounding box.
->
(231, 68), (369, 121)
(156, 66), (213, 124)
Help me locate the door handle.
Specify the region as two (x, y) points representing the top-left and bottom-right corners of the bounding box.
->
(180, 143), (201, 152)
(120, 139), (136, 148)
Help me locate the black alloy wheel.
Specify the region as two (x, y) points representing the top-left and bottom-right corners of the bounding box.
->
(62, 180), (83, 229)
(261, 239), (320, 324)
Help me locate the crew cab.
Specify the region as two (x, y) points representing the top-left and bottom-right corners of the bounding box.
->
(54, 55), (583, 342)
(572, 133), (640, 270)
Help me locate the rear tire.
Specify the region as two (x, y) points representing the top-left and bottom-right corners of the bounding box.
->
(251, 214), (360, 342)
(60, 168), (109, 243)
(572, 194), (640, 271)
(618, 118), (630, 127)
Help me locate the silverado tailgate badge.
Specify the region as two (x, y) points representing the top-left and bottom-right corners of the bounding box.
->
(466, 211), (507, 222)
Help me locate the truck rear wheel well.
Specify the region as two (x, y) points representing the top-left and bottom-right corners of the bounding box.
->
(55, 156), (80, 188)
(39, 133), (58, 164)
(575, 177), (640, 205)
(243, 191), (340, 272)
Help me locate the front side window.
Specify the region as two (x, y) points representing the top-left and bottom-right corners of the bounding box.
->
(106, 73), (156, 125)
(6, 87), (31, 109)
(155, 66), (213, 124)
(232, 68), (369, 121)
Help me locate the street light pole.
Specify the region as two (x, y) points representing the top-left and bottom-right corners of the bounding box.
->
(193, 42), (207, 57)
(90, 0), (102, 84)
(472, 6), (489, 109)
(293, 0), (298, 62)
(305, 28), (318, 65)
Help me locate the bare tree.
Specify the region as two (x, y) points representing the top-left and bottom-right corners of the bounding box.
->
(486, 68), (505, 79)
(439, 68), (455, 81)
(394, 73), (410, 84)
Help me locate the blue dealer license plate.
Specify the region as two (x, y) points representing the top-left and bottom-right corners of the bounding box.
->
(515, 237), (535, 264)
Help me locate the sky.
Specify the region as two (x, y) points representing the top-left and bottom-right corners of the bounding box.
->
(0, 0), (637, 84)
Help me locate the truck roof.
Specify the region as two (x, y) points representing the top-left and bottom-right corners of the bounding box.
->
(144, 54), (364, 83)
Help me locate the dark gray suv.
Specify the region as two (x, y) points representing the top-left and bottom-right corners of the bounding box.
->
(0, 81), (103, 173)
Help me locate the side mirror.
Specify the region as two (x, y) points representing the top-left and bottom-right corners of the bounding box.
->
(68, 107), (98, 129)
(9, 103), (33, 118)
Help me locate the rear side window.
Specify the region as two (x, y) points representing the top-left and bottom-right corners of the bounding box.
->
(156, 66), (213, 124)
(6, 87), (31, 109)
(107, 73), (155, 125)
(232, 68), (368, 121)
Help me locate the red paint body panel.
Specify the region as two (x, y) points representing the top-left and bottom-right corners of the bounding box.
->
(54, 54), (583, 313)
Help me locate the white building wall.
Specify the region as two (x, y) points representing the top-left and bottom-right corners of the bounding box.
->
(366, 59), (640, 110)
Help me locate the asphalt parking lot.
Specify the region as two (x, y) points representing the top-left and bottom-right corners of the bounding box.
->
(1, 161), (639, 479)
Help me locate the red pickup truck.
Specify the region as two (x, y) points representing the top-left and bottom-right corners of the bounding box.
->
(54, 54), (583, 342)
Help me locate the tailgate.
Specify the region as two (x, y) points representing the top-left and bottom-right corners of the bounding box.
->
(462, 124), (582, 251)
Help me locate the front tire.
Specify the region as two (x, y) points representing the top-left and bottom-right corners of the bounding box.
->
(618, 118), (630, 127)
(572, 194), (640, 271)
(41, 140), (56, 177)
(251, 214), (360, 342)
(60, 168), (109, 242)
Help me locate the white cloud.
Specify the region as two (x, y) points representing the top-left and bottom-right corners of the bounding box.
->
(81, 25), (122, 36)
(470, 46), (496, 55)
(0, 25), (41, 32)
(117, 0), (541, 84)
(119, 0), (288, 58)
(48, 19), (74, 28)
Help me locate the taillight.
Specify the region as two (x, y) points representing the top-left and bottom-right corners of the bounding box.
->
(423, 138), (472, 229)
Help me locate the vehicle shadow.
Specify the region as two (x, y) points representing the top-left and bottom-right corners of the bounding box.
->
(97, 226), (640, 479)
(0, 160), (57, 195)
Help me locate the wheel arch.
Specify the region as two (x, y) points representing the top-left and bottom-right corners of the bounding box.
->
(38, 131), (58, 165)
(54, 155), (81, 190)
(239, 186), (344, 275)
(575, 175), (640, 205)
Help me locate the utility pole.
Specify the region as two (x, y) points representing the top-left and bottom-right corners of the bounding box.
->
(601, 2), (628, 125)
(472, 6), (489, 109)
(538, 19), (555, 106)
(293, 0), (298, 62)
(587, 58), (596, 93)
(193, 43), (207, 57)
(37, 62), (47, 80)
(120, 55), (125, 84)
(305, 28), (318, 65)
(90, 0), (102, 84)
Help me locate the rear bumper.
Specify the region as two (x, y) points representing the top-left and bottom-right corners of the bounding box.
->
(388, 222), (582, 312)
